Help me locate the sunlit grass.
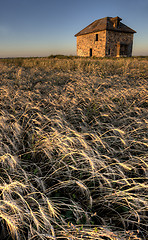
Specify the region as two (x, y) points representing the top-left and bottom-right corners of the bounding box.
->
(0, 56), (147, 239)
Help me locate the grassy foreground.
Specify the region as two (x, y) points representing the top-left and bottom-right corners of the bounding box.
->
(0, 56), (147, 239)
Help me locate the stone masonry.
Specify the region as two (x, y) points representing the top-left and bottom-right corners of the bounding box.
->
(77, 31), (106, 57)
(106, 31), (134, 57)
(75, 17), (136, 57)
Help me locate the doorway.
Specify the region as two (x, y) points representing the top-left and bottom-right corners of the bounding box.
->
(90, 48), (92, 57)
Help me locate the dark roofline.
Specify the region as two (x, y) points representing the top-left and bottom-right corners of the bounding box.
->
(75, 17), (108, 37)
(75, 16), (136, 37)
(75, 28), (136, 37)
(74, 19), (98, 37)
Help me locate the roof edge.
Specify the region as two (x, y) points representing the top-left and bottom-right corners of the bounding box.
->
(75, 16), (136, 37)
(75, 29), (106, 37)
(75, 17), (109, 37)
(75, 28), (136, 37)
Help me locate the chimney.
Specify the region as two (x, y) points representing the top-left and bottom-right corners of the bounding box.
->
(111, 16), (122, 28)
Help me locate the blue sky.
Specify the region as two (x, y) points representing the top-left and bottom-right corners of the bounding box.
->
(0, 0), (148, 57)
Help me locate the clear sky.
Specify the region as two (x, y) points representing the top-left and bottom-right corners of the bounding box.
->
(0, 0), (148, 57)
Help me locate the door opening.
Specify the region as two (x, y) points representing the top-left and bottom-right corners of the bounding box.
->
(90, 48), (92, 57)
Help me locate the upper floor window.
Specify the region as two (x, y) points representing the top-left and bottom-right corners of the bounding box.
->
(95, 34), (98, 41)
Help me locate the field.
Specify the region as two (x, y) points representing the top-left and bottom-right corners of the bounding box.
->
(0, 56), (147, 239)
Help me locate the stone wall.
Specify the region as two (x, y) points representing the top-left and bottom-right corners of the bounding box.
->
(105, 31), (134, 57)
(76, 30), (134, 57)
(77, 31), (106, 57)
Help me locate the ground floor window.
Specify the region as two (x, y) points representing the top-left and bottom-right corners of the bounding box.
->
(120, 44), (128, 56)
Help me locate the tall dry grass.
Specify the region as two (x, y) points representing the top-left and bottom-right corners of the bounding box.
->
(0, 56), (147, 239)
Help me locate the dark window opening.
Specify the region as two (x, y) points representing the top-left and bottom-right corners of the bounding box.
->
(108, 48), (110, 55)
(90, 48), (92, 57)
(95, 34), (98, 41)
(120, 44), (128, 56)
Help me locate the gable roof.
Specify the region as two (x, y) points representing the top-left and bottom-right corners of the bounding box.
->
(75, 16), (136, 36)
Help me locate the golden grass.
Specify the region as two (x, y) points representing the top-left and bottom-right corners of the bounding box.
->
(0, 56), (147, 239)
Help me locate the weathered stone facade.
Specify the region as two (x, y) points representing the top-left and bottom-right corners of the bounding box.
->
(77, 31), (106, 57)
(105, 31), (133, 57)
(75, 17), (136, 57)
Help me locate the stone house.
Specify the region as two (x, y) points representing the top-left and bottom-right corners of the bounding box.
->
(75, 16), (136, 57)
